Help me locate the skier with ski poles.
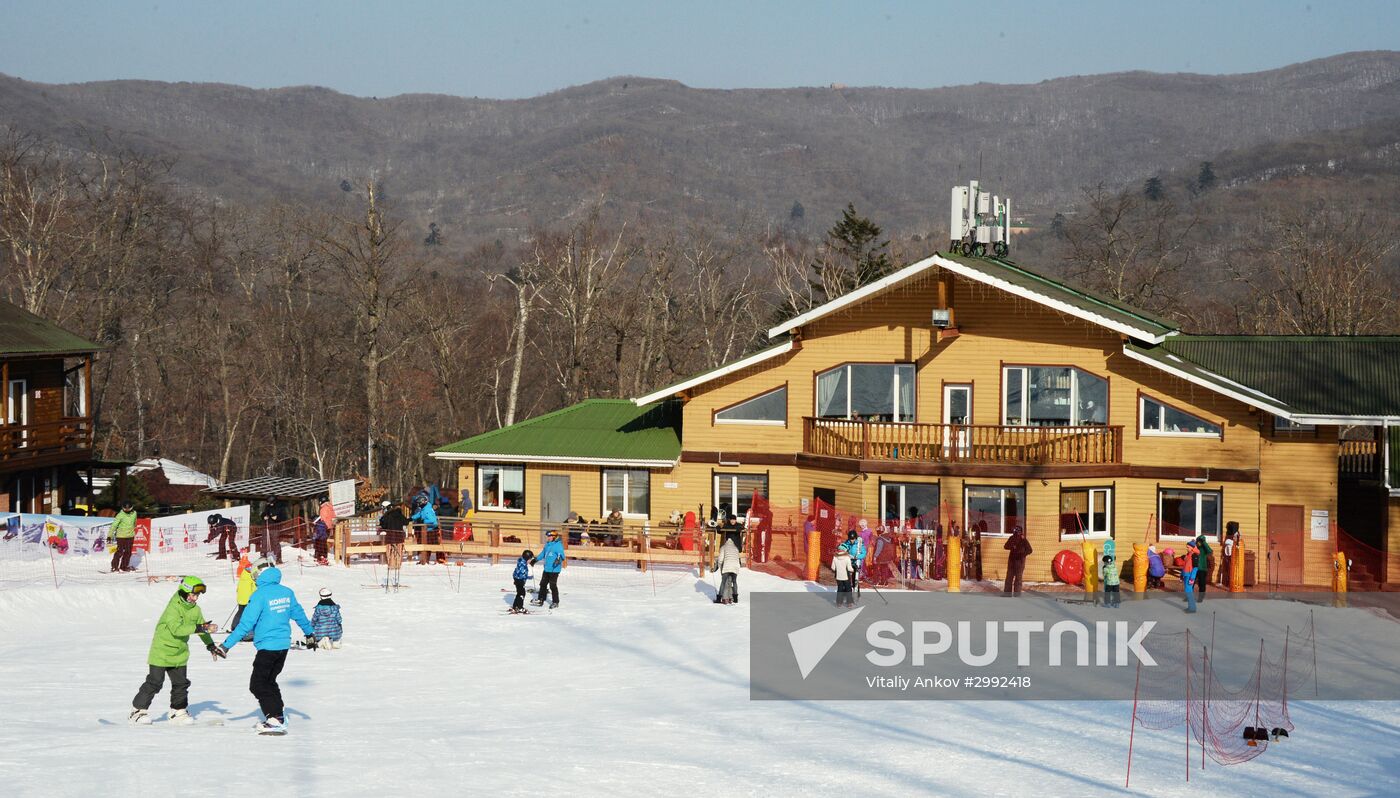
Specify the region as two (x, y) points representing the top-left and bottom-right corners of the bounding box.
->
(213, 563), (315, 735)
(531, 529), (566, 609)
(128, 576), (225, 724)
(844, 529), (867, 598)
(110, 501), (138, 573)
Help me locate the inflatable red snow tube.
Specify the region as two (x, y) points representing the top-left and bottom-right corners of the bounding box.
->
(1052, 549), (1085, 585)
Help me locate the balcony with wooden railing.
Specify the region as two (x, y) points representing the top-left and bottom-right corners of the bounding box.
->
(1339, 439), (1380, 479)
(0, 418), (94, 470)
(803, 416), (1123, 466)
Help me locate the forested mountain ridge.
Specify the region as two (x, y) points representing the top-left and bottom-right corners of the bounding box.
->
(3, 51), (1400, 245)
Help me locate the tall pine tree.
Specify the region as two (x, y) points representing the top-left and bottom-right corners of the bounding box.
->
(811, 203), (892, 302)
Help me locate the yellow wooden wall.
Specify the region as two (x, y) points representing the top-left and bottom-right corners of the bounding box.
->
(454, 461), (682, 527)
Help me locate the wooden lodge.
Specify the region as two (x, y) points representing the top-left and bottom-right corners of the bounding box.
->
(432, 252), (1400, 588)
(0, 300), (124, 514)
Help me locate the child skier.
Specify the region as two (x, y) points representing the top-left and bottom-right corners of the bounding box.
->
(1101, 555), (1121, 608)
(832, 543), (855, 607)
(129, 576), (225, 724)
(510, 549), (534, 613)
(1146, 545), (1166, 589)
(1182, 541), (1199, 614)
(215, 564), (315, 735)
(310, 588), (343, 648)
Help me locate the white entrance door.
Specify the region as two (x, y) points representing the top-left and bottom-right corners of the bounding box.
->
(943, 384), (972, 459)
(7, 379), (28, 448)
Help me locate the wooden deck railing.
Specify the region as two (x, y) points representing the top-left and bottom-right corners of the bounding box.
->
(803, 417), (1123, 466)
(336, 517), (707, 572)
(0, 418), (93, 465)
(1339, 439), (1379, 478)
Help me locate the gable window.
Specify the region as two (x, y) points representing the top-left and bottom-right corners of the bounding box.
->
(1140, 395), (1221, 437)
(1002, 366), (1108, 427)
(1159, 489), (1220, 539)
(1060, 487), (1112, 538)
(715, 386), (787, 426)
(478, 464), (525, 512)
(816, 364), (915, 422)
(63, 366), (86, 418)
(881, 481), (940, 529)
(603, 469), (650, 517)
(964, 485), (1025, 537)
(1273, 415), (1315, 433)
(714, 473), (768, 518)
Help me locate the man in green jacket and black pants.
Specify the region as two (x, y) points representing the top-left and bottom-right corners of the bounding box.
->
(129, 576), (226, 724)
(110, 501), (138, 573)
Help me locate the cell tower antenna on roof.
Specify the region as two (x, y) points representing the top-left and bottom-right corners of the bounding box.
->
(948, 179), (1011, 259)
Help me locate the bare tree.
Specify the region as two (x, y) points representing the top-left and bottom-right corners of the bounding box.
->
(1228, 206), (1399, 335)
(1061, 184), (1199, 315)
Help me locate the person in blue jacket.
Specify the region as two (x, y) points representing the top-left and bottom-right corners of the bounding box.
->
(410, 494), (442, 565)
(214, 565), (314, 734)
(510, 549), (534, 613)
(530, 529), (566, 608)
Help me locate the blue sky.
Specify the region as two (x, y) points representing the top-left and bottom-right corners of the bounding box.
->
(1, 0), (1397, 98)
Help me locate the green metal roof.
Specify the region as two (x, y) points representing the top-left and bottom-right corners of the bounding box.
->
(1129, 335), (1400, 418)
(0, 300), (101, 356)
(431, 399), (681, 464)
(940, 252), (1180, 338)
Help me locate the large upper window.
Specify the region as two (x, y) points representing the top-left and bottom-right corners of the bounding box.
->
(964, 485), (1025, 537)
(1159, 489), (1220, 539)
(602, 469), (649, 517)
(478, 464), (525, 512)
(1003, 366), (1107, 427)
(1140, 395), (1221, 437)
(63, 366), (86, 418)
(881, 482), (940, 529)
(1060, 487), (1112, 538)
(715, 386), (787, 426)
(714, 473), (768, 519)
(816, 364), (915, 422)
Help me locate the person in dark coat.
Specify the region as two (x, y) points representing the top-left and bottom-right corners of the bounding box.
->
(378, 500), (409, 589)
(1003, 526), (1032, 596)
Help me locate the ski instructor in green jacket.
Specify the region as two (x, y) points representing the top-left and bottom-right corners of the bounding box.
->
(128, 576), (227, 724)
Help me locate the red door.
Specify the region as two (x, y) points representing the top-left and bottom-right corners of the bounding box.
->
(1266, 505), (1305, 585)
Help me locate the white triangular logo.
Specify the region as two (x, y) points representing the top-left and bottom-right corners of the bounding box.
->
(788, 606), (865, 679)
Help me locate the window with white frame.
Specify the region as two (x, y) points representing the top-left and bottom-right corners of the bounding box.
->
(881, 482), (940, 529)
(1002, 366), (1108, 427)
(964, 485), (1025, 536)
(714, 473), (768, 519)
(816, 364), (915, 422)
(715, 386), (787, 425)
(477, 464), (525, 512)
(1060, 487), (1112, 537)
(1159, 489), (1220, 539)
(1273, 415), (1315, 432)
(602, 468), (650, 517)
(1140, 395), (1221, 437)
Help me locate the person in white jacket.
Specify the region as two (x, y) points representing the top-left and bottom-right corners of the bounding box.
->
(715, 537), (742, 604)
(832, 545), (855, 607)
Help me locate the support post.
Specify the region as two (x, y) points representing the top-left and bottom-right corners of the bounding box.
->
(947, 534), (961, 592)
(489, 524), (501, 566)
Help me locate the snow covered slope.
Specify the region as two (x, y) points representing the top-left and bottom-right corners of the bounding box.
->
(0, 552), (1394, 797)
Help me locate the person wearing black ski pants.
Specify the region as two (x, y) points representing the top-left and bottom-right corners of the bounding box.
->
(250, 649), (289, 721)
(537, 571), (560, 606)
